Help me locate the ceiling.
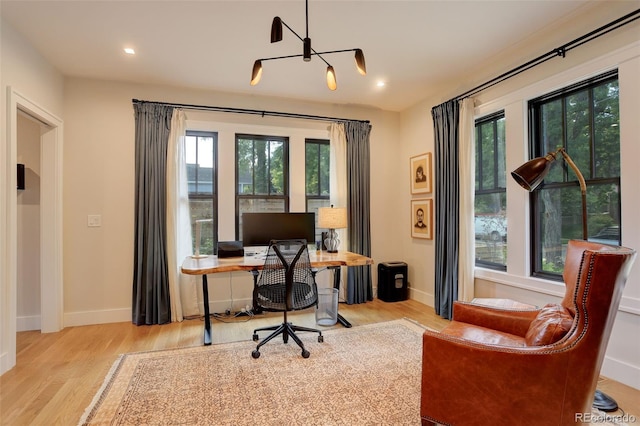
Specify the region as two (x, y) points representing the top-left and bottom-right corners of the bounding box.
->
(0, 1), (623, 112)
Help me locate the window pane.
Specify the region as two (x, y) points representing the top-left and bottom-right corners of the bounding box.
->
(235, 134), (289, 240)
(475, 112), (506, 270)
(237, 139), (254, 194)
(269, 141), (284, 195)
(238, 198), (286, 241)
(186, 131), (217, 255)
(529, 72), (620, 278)
(254, 139), (269, 195)
(594, 81), (620, 178)
(320, 144), (330, 195)
(190, 199), (215, 255)
(306, 143), (319, 195)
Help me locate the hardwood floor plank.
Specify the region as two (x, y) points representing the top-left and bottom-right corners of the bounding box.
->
(0, 299), (637, 425)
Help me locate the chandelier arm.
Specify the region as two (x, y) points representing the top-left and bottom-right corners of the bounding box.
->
(260, 52), (333, 67)
(280, 20), (305, 43)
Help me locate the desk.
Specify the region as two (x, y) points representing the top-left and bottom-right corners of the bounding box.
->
(181, 250), (373, 345)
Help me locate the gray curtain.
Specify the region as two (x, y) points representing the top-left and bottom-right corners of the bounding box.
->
(132, 102), (174, 325)
(432, 101), (460, 319)
(345, 121), (373, 304)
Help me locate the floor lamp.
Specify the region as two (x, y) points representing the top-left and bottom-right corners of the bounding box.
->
(511, 147), (618, 412)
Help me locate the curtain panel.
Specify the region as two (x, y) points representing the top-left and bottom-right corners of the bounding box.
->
(344, 121), (373, 304)
(458, 98), (476, 302)
(132, 102), (174, 325)
(432, 101), (460, 319)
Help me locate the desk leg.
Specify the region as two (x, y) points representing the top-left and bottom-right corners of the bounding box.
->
(329, 265), (352, 328)
(202, 274), (212, 346)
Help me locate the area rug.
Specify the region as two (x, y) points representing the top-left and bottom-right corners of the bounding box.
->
(80, 319), (427, 425)
(79, 319), (630, 426)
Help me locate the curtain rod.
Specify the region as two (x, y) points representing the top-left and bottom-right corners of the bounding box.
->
(452, 8), (640, 102)
(131, 99), (370, 124)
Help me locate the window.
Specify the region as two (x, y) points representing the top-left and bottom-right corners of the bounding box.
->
(305, 138), (330, 242)
(529, 70), (620, 278)
(236, 134), (289, 240)
(186, 131), (218, 255)
(475, 112), (507, 270)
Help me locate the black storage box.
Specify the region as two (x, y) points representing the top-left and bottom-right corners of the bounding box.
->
(378, 261), (408, 302)
(217, 241), (244, 258)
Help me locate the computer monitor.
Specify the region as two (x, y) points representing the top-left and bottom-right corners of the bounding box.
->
(241, 212), (315, 247)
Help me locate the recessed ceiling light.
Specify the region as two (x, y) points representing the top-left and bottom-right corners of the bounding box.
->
(376, 81), (385, 87)
(124, 48), (135, 55)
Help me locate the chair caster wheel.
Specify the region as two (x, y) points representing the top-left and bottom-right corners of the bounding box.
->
(252, 333), (259, 341)
(302, 350), (310, 358)
(318, 335), (324, 343)
(251, 350), (260, 359)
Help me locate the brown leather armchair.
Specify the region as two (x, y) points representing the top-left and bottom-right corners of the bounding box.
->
(421, 240), (636, 426)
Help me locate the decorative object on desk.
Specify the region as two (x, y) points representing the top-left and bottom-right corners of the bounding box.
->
(216, 241), (244, 258)
(251, 239), (323, 358)
(511, 147), (619, 412)
(410, 152), (432, 194)
(250, 0), (366, 90)
(318, 205), (347, 253)
(411, 199), (432, 240)
(79, 319), (428, 426)
(192, 218), (213, 258)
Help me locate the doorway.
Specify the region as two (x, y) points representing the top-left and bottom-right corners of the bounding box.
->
(0, 88), (63, 374)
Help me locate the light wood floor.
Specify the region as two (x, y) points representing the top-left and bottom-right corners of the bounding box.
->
(1, 299), (638, 425)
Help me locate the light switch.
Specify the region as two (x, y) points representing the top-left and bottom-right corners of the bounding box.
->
(88, 214), (102, 227)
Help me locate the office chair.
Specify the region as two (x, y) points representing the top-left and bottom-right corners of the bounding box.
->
(251, 239), (324, 359)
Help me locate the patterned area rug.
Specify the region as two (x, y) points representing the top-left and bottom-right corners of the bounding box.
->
(79, 318), (631, 426)
(80, 319), (427, 425)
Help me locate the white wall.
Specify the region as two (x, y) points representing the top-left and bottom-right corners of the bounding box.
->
(399, 4), (640, 389)
(1, 20), (65, 374)
(61, 77), (402, 325)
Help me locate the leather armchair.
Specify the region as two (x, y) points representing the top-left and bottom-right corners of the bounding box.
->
(421, 240), (636, 426)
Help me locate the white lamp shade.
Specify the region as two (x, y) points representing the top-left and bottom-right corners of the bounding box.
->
(318, 207), (347, 229)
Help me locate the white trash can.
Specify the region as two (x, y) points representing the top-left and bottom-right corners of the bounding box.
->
(316, 288), (339, 326)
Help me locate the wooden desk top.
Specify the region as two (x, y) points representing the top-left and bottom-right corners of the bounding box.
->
(181, 250), (373, 275)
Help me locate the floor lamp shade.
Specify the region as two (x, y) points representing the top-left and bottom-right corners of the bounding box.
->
(318, 206), (347, 252)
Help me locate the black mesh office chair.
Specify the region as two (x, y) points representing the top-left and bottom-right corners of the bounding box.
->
(251, 239), (324, 358)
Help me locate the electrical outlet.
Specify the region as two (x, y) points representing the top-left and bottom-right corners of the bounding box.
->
(88, 215), (102, 227)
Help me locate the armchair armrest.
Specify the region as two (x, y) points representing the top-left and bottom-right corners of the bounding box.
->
(421, 329), (586, 425)
(452, 301), (539, 337)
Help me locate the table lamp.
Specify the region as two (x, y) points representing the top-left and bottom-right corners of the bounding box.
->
(512, 146), (618, 412)
(318, 206), (347, 253)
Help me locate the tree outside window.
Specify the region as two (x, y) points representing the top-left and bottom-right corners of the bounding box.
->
(235, 134), (289, 240)
(475, 112), (507, 270)
(529, 71), (620, 278)
(305, 139), (330, 243)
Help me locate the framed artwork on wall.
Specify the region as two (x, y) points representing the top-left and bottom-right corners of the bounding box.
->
(410, 153), (432, 194)
(411, 199), (433, 240)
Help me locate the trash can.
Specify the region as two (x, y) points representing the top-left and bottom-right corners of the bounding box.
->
(378, 262), (408, 302)
(316, 288), (339, 326)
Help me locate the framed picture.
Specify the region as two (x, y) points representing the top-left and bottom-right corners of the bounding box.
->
(411, 199), (433, 240)
(410, 153), (432, 194)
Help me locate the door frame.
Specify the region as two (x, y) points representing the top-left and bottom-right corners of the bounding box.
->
(1, 87), (63, 374)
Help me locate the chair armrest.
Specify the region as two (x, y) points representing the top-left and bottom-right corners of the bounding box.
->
(452, 301), (539, 337)
(421, 329), (582, 425)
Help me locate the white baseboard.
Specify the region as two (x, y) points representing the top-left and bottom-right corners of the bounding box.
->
(17, 315), (41, 332)
(602, 355), (640, 390)
(0, 351), (11, 375)
(64, 308), (131, 327)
